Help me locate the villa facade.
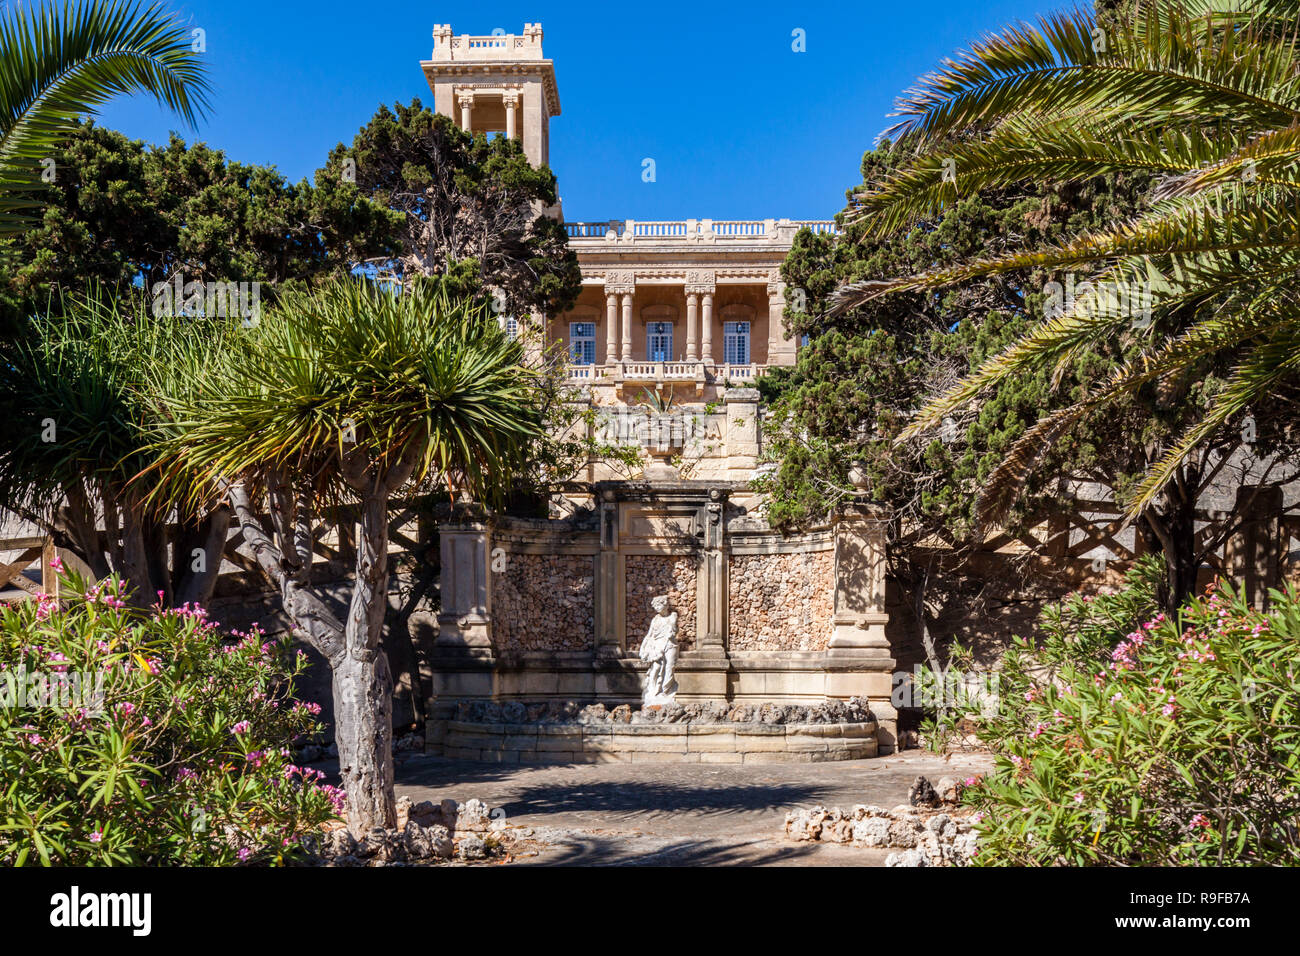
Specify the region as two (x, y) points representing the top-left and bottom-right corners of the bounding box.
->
(418, 24), (898, 753)
(422, 24), (837, 481)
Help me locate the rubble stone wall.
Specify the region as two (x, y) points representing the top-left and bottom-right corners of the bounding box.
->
(728, 548), (835, 651)
(625, 553), (697, 652)
(492, 552), (595, 653)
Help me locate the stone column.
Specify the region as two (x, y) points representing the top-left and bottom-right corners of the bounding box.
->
(767, 275), (796, 366)
(620, 293), (633, 362)
(457, 89), (475, 132)
(685, 292), (699, 361)
(604, 292), (619, 365)
(522, 310), (545, 367)
(687, 271), (716, 366)
(503, 90), (519, 140)
(700, 292), (714, 364)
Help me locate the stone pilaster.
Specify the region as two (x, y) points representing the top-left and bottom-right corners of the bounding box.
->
(594, 488), (622, 657)
(679, 486), (729, 701)
(827, 503), (896, 751)
(767, 274), (796, 366)
(434, 506), (493, 653)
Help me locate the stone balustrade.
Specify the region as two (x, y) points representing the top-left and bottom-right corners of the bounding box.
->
(563, 218), (838, 244)
(566, 361), (762, 384)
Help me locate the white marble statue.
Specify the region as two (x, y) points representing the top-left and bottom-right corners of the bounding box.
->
(638, 595), (679, 705)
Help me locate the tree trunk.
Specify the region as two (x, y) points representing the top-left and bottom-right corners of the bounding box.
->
(174, 505), (232, 607)
(119, 500), (156, 607)
(1142, 486), (1199, 615)
(335, 487), (396, 833)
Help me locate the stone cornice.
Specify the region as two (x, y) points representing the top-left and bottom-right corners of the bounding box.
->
(421, 60), (560, 115)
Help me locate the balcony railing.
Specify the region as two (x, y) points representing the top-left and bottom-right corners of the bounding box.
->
(564, 361), (763, 384)
(562, 218), (838, 244)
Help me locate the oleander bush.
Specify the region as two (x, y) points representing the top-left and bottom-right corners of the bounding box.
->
(0, 568), (342, 865)
(968, 557), (1300, 865)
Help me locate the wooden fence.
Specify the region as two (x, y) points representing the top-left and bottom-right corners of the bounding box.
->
(0, 500), (435, 605)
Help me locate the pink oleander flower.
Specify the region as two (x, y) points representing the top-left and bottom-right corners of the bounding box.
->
(238, 847), (252, 862)
(231, 720), (251, 735)
(1073, 792), (1084, 804)
(89, 831), (103, 843)
(1191, 813), (1211, 829)
(48, 555), (63, 572)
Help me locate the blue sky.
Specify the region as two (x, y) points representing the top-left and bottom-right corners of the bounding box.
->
(96, 0), (1057, 221)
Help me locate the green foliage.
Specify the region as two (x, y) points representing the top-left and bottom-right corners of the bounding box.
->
(321, 100), (581, 320)
(759, 141), (1147, 544)
(841, 0), (1300, 517)
(968, 558), (1300, 865)
(0, 290), (237, 597)
(0, 120), (399, 326)
(0, 291), (226, 517)
(0, 0), (210, 236)
(152, 276), (544, 509)
(0, 569), (338, 866)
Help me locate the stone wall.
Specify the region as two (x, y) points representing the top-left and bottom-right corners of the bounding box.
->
(728, 549), (834, 651)
(624, 553), (697, 652)
(492, 552), (595, 653)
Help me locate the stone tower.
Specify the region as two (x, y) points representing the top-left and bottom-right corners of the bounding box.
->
(421, 23), (561, 170)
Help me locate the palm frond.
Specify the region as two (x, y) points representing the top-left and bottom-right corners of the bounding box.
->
(0, 0), (211, 234)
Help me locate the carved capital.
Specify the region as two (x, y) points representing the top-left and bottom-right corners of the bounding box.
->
(501, 90), (520, 109)
(685, 269), (716, 295)
(604, 269), (636, 295)
(456, 89), (476, 109)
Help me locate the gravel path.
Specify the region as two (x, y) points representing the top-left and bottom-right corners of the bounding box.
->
(390, 750), (993, 866)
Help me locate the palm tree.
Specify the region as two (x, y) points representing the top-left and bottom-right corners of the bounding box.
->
(831, 0), (1300, 530)
(150, 278), (542, 832)
(1, 0), (209, 235)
